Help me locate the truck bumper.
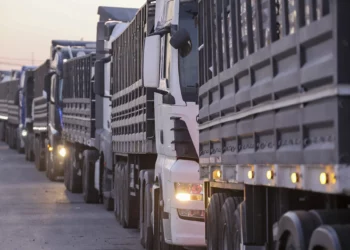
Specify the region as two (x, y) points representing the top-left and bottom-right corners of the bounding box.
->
(164, 159), (206, 247)
(168, 207), (205, 246)
(51, 151), (65, 171)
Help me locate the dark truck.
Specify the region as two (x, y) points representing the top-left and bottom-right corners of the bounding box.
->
(0, 72), (20, 148)
(43, 40), (96, 181)
(61, 6), (137, 196)
(24, 60), (50, 165)
(0, 80), (9, 141)
(197, 0), (350, 249)
(17, 66), (37, 154)
(64, 2), (207, 249)
(6, 79), (21, 150)
(0, 79), (19, 145)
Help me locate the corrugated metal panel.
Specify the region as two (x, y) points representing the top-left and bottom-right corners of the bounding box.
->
(62, 53), (96, 145)
(110, 2), (156, 154)
(198, 1), (350, 175)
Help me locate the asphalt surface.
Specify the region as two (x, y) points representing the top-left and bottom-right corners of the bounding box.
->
(0, 141), (143, 250)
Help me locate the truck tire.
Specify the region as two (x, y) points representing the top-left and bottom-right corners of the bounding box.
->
(68, 147), (82, 193)
(102, 167), (113, 211)
(28, 136), (35, 162)
(114, 163), (123, 222)
(207, 193), (229, 250)
(143, 181), (154, 250)
(276, 211), (324, 250)
(16, 132), (24, 154)
(34, 137), (45, 171)
(0, 122), (4, 141)
(4, 123), (8, 144)
(139, 170), (155, 249)
(64, 153), (71, 191)
(82, 150), (99, 203)
(8, 127), (15, 149)
(25, 143), (29, 160)
(121, 163), (138, 227)
(308, 225), (350, 250)
(16, 129), (24, 154)
(10, 127), (16, 149)
(46, 148), (57, 181)
(219, 197), (243, 250)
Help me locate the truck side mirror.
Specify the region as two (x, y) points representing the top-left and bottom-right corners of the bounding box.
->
(44, 72), (55, 102)
(170, 28), (192, 57)
(94, 56), (111, 97)
(104, 21), (118, 41)
(143, 35), (161, 89)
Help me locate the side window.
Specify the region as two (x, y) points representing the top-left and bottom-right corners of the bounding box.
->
(160, 35), (171, 89)
(165, 34), (171, 79)
(160, 36), (166, 79)
(50, 75), (56, 103)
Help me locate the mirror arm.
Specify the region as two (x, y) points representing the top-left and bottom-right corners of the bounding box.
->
(100, 95), (112, 100)
(153, 89), (168, 95)
(97, 49), (112, 55)
(151, 26), (171, 37)
(101, 56), (111, 63)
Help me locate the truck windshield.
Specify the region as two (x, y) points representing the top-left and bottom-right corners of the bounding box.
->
(178, 0), (198, 103)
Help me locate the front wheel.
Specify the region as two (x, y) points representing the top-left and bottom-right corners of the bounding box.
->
(102, 167), (113, 211)
(46, 149), (58, 181)
(16, 132), (24, 154)
(34, 137), (45, 171)
(69, 147), (82, 193)
(154, 188), (184, 250)
(82, 150), (99, 203)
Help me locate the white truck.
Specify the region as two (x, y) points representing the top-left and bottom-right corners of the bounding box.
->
(62, 2), (206, 249)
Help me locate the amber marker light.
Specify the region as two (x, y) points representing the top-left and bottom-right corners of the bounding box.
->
(320, 172), (329, 185)
(291, 172), (299, 183)
(213, 170), (221, 180)
(248, 170), (254, 179)
(330, 173), (337, 184)
(266, 170), (274, 180)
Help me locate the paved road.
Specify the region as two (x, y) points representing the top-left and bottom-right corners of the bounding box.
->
(0, 142), (143, 250)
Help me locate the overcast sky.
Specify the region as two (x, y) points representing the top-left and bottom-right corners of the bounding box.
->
(0, 0), (145, 71)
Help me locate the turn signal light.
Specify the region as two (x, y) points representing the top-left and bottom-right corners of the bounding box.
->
(248, 170), (254, 179)
(320, 172), (328, 185)
(291, 172), (299, 183)
(266, 170), (274, 180)
(213, 170), (221, 180)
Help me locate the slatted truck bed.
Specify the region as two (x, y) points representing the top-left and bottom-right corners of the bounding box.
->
(198, 0), (350, 249)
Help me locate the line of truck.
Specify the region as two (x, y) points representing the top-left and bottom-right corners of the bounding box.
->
(1, 0), (350, 249)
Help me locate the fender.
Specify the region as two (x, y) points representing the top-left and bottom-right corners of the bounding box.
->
(154, 174), (172, 242)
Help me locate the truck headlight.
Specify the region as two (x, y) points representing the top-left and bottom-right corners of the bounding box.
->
(174, 183), (203, 201)
(58, 146), (67, 157)
(21, 129), (28, 137)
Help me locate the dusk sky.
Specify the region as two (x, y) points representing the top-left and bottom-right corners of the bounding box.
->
(0, 0), (145, 71)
